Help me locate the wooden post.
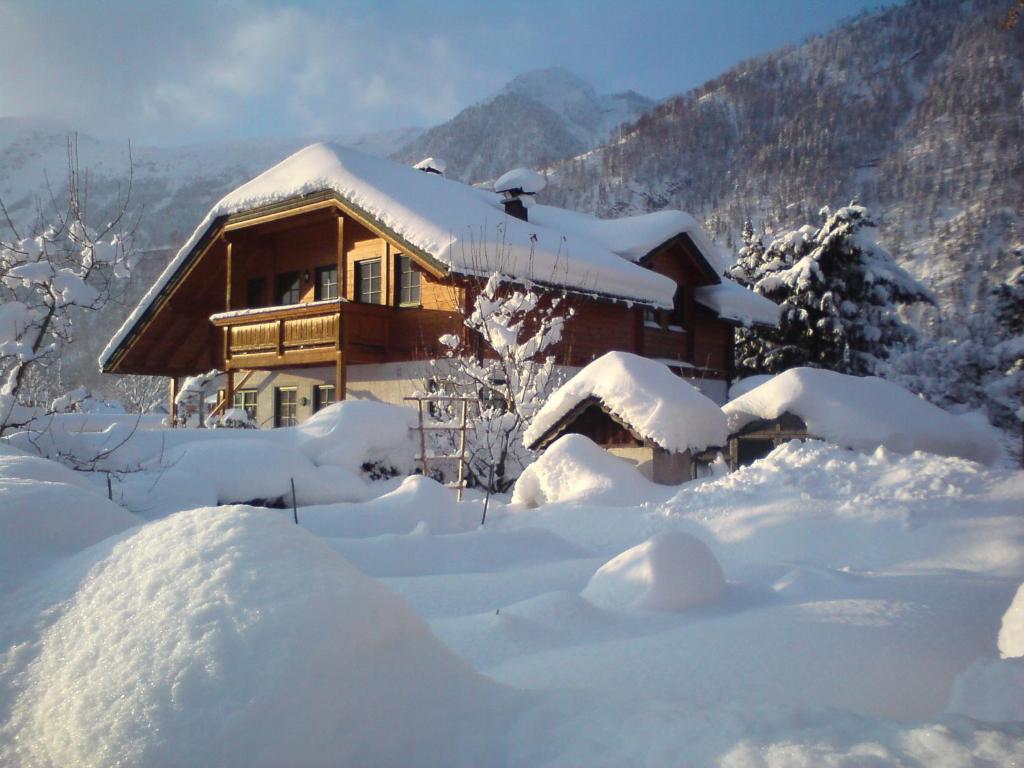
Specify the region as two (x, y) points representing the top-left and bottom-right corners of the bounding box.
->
(336, 211), (346, 300)
(169, 376), (178, 426)
(225, 236), (233, 311)
(455, 399), (468, 502)
(225, 369), (235, 417)
(416, 399), (428, 477)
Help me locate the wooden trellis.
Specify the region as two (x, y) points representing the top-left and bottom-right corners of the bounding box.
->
(404, 395), (477, 501)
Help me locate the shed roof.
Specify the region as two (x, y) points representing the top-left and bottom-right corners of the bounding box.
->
(525, 351), (728, 453)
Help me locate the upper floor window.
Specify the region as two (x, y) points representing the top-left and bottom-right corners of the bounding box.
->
(671, 286), (689, 330)
(247, 277), (266, 309)
(396, 255), (421, 306)
(276, 271), (301, 305)
(315, 266), (338, 301)
(356, 259), (381, 304)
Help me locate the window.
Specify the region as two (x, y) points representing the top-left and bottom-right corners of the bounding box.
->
(274, 387), (297, 427)
(313, 384), (335, 412)
(315, 266), (338, 301)
(233, 389), (257, 421)
(356, 259), (381, 304)
(247, 277), (266, 309)
(276, 271), (301, 305)
(396, 255), (421, 306)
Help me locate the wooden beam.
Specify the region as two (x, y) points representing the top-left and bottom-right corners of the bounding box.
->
(336, 307), (348, 400)
(337, 212), (346, 302)
(225, 236), (233, 312)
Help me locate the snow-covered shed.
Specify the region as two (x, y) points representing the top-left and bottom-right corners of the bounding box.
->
(723, 367), (1001, 466)
(524, 352), (728, 484)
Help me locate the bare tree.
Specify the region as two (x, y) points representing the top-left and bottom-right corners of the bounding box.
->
(0, 136), (137, 436)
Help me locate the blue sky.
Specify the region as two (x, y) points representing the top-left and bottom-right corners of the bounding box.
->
(1, 0), (885, 146)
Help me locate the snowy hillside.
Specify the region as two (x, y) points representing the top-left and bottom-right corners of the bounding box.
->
(541, 0), (1023, 327)
(393, 68), (654, 183)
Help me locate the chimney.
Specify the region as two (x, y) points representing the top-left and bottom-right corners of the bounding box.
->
(494, 168), (547, 223)
(413, 157), (447, 176)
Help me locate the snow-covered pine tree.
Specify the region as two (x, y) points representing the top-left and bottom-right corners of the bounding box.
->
(736, 205), (932, 376)
(729, 218), (765, 288)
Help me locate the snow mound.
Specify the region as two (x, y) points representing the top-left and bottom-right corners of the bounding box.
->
(998, 583), (1024, 658)
(582, 531), (725, 612)
(4, 506), (507, 767)
(724, 367), (1001, 464)
(299, 475), (479, 537)
(525, 351), (727, 453)
(151, 439), (368, 509)
(289, 399), (417, 473)
(512, 434), (656, 508)
(0, 451), (141, 586)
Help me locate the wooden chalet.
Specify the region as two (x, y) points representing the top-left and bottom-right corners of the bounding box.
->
(101, 144), (778, 427)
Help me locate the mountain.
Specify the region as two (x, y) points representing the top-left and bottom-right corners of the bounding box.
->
(0, 120), (422, 251)
(392, 67), (654, 183)
(539, 0), (1023, 328)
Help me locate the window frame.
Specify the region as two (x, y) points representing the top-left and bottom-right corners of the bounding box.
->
(314, 265), (339, 301)
(355, 258), (382, 304)
(396, 254), (421, 307)
(274, 387), (298, 428)
(312, 384), (336, 413)
(276, 271), (301, 306)
(232, 389), (258, 421)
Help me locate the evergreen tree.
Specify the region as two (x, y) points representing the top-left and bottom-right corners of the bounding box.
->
(729, 218), (765, 288)
(736, 205), (932, 376)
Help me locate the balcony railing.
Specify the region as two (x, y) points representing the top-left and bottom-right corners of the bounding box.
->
(210, 299), (390, 368)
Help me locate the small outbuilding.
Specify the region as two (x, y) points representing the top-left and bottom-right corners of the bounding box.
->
(723, 367), (1001, 467)
(524, 352), (728, 484)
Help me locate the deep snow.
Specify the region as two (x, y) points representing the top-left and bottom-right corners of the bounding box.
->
(2, 429), (1024, 766)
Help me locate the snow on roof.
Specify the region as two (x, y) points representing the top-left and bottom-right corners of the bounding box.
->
(723, 367), (1001, 465)
(494, 167), (547, 195)
(101, 143), (690, 368)
(413, 157), (446, 175)
(694, 281), (780, 327)
(525, 351), (728, 453)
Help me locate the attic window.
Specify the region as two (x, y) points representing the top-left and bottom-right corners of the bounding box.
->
(396, 255), (420, 306)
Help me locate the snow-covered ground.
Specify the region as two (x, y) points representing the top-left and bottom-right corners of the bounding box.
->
(2, 412), (1024, 765)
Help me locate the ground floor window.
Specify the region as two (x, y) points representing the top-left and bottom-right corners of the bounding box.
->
(274, 387), (298, 427)
(313, 384), (335, 412)
(233, 389), (257, 421)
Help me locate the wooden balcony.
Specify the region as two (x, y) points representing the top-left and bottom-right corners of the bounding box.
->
(210, 300), (391, 369)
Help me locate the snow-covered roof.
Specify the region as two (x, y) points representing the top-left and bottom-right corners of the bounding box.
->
(100, 143), (773, 369)
(525, 351), (728, 453)
(694, 281), (780, 327)
(723, 367), (1001, 465)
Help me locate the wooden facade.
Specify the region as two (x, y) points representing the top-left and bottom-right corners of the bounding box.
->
(103, 193), (740, 423)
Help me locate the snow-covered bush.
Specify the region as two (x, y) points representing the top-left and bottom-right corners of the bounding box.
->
(582, 531), (726, 612)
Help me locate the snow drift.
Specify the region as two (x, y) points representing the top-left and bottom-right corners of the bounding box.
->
(582, 531), (726, 612)
(2, 506), (511, 767)
(723, 367), (1001, 464)
(512, 434), (658, 508)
